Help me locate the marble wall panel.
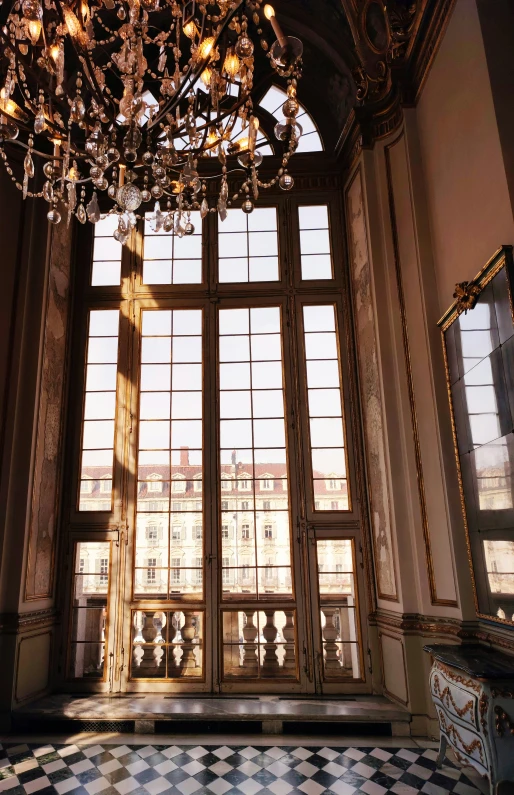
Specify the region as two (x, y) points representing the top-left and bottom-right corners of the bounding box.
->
(25, 220), (72, 601)
(346, 166), (398, 601)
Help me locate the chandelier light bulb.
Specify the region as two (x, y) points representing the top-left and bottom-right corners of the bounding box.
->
(223, 49), (240, 80)
(183, 20), (197, 39)
(264, 4), (275, 19)
(48, 43), (60, 61)
(197, 36), (215, 61)
(27, 19), (42, 44)
(200, 67), (213, 88)
(61, 5), (89, 49)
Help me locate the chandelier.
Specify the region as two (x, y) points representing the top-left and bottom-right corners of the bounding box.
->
(0, 0), (304, 242)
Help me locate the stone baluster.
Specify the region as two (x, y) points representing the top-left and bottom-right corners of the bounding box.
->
(282, 610), (296, 673)
(138, 611), (161, 676)
(167, 612), (178, 676)
(180, 611), (202, 676)
(261, 610), (280, 676)
(338, 605), (353, 673)
(322, 608), (341, 674)
(152, 611), (166, 668)
(242, 611), (259, 674)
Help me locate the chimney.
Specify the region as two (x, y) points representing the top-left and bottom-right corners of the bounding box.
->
(180, 446), (189, 466)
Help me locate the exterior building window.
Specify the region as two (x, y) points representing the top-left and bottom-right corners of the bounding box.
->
(194, 525), (202, 540)
(238, 478), (250, 491)
(147, 559), (156, 583)
(221, 478), (231, 491)
(241, 501), (249, 511)
(79, 558), (85, 574)
(261, 479), (273, 491)
(194, 478), (202, 492)
(221, 500), (229, 511)
(171, 558), (181, 584)
(331, 501), (338, 510)
(222, 558), (230, 585)
(242, 564), (250, 580)
(242, 524), (250, 539)
(264, 524), (273, 540)
(315, 501), (320, 510)
(172, 477), (185, 492)
(148, 501), (161, 511)
(265, 564), (273, 581)
(196, 558), (203, 584)
(174, 502), (182, 511)
(172, 526), (181, 541)
(146, 525), (158, 541)
(148, 478), (162, 493)
(221, 525), (229, 539)
(99, 558), (109, 585)
(263, 500), (271, 511)
(80, 478), (93, 494)
(195, 501), (202, 510)
(336, 563), (343, 573)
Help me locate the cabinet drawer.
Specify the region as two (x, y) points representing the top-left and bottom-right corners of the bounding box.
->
(430, 666), (479, 730)
(436, 705), (488, 774)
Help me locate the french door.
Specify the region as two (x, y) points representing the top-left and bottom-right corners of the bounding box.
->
(62, 197), (371, 694)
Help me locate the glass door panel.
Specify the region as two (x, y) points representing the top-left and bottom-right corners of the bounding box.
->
(130, 308), (206, 683)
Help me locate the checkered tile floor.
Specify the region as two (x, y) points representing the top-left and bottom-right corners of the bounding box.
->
(0, 743), (483, 795)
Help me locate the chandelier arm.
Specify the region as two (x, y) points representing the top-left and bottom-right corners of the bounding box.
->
(148, 0), (245, 129)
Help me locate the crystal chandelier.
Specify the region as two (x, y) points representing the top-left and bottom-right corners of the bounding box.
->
(0, 0), (304, 241)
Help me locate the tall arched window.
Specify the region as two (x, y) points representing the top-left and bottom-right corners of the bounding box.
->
(62, 94), (369, 693)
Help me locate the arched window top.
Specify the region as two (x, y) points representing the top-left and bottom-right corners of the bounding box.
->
(258, 86), (323, 153)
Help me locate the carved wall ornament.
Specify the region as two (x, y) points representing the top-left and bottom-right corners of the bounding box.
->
(494, 705), (514, 737)
(386, 0), (418, 61)
(452, 281), (482, 313)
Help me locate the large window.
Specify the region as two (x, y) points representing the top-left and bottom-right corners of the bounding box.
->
(66, 194), (366, 688)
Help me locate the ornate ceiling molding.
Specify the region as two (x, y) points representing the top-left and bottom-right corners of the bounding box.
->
(337, 0), (458, 163)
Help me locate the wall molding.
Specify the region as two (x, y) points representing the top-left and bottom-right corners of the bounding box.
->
(0, 608), (58, 635)
(369, 610), (514, 653)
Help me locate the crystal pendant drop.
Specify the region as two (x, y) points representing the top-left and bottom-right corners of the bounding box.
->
(66, 182), (77, 225)
(217, 197), (227, 222)
(42, 180), (53, 203)
(76, 203), (87, 224)
(24, 151), (34, 179)
(34, 109), (46, 134)
(163, 213), (174, 232)
(200, 198), (209, 219)
(86, 191), (101, 223)
(47, 207), (61, 224)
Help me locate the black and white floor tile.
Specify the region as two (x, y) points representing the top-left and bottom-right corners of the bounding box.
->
(0, 743), (483, 795)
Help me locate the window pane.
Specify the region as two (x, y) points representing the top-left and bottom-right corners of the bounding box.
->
(143, 211), (202, 285)
(219, 306), (293, 604)
(79, 311), (120, 511)
(69, 542), (110, 678)
(91, 232), (122, 287)
(303, 305), (349, 511)
(219, 209), (279, 283)
(299, 205), (333, 280)
(222, 610), (297, 680)
(135, 310), (204, 600)
(316, 539), (361, 680)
